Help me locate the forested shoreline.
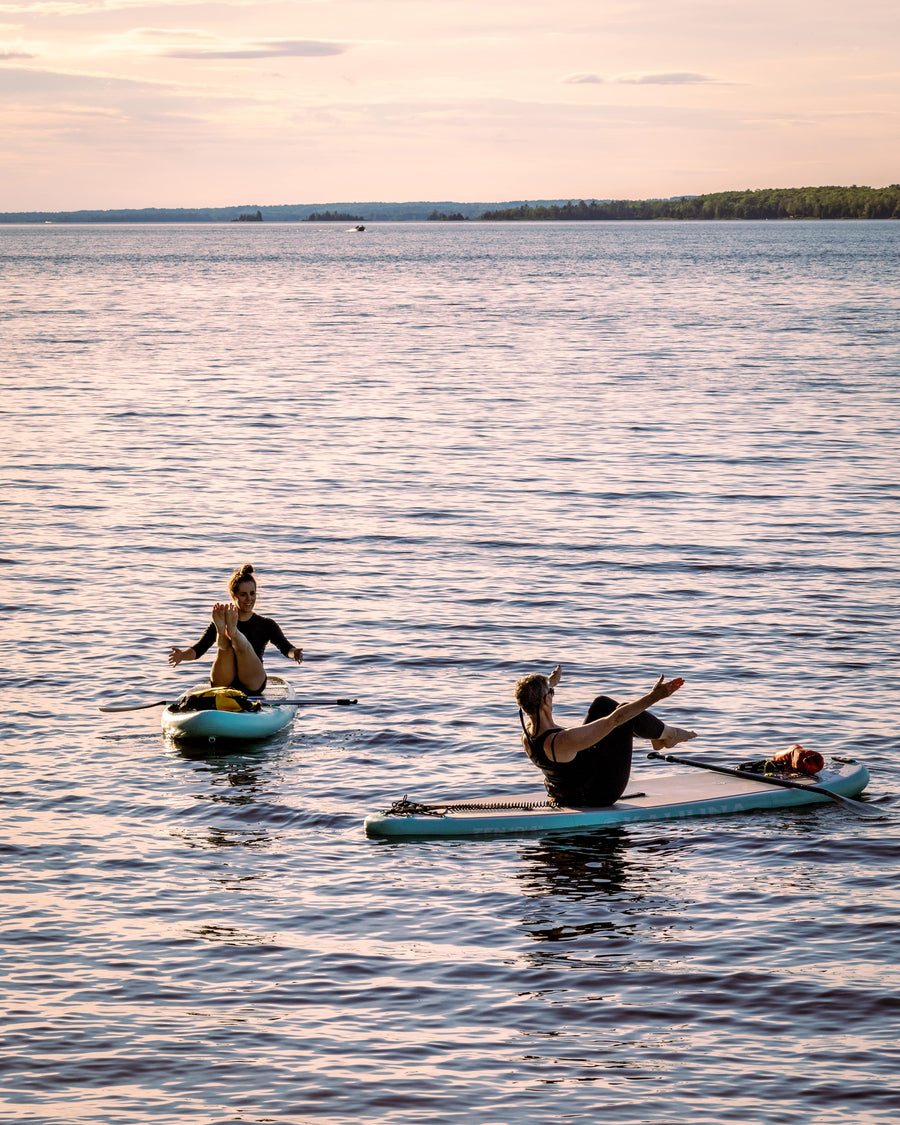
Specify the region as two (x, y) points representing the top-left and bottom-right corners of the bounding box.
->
(481, 185), (900, 221)
(2, 186), (898, 224)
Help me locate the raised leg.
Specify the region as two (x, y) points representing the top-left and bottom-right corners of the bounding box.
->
(209, 602), (236, 687)
(574, 695), (646, 806)
(225, 605), (266, 693)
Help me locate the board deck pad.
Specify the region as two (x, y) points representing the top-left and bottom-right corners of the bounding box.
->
(364, 760), (869, 838)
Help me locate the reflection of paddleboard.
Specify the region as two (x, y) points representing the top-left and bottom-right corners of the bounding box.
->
(364, 759), (870, 839)
(161, 676), (296, 743)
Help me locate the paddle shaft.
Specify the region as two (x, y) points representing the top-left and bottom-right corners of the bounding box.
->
(100, 697), (357, 713)
(251, 698), (357, 706)
(647, 751), (876, 816)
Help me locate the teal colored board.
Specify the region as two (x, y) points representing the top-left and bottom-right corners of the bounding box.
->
(161, 677), (296, 743)
(364, 760), (870, 839)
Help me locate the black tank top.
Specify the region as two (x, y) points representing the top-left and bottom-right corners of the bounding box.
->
(523, 724), (632, 807)
(522, 726), (574, 800)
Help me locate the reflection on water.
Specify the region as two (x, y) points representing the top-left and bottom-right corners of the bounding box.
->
(517, 830), (636, 901)
(171, 826), (275, 850)
(514, 829), (690, 969)
(165, 744), (291, 855)
(185, 922), (272, 946)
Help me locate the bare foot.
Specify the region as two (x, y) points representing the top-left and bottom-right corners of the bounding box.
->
(651, 725), (698, 752)
(212, 603), (231, 646)
(224, 604), (240, 642)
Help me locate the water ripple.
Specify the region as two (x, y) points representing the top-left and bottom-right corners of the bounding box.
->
(2, 220), (898, 1124)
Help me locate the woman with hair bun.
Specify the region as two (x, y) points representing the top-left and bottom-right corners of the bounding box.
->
(168, 563), (303, 695)
(514, 664), (697, 807)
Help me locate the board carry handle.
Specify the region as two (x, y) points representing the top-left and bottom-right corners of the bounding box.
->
(647, 751), (881, 819)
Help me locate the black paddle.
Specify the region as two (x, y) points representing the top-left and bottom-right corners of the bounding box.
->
(647, 750), (880, 818)
(100, 697), (357, 713)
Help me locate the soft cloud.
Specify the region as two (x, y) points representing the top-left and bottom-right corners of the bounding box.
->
(0, 60), (256, 113)
(0, 64), (123, 92)
(0, 0), (262, 12)
(130, 29), (215, 43)
(160, 38), (348, 60)
(1, 46), (34, 58)
(562, 71), (719, 86)
(615, 71), (716, 85)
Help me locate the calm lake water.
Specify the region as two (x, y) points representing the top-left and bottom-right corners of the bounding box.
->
(2, 220), (899, 1124)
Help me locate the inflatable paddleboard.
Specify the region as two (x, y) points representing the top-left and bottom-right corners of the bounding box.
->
(161, 676), (296, 743)
(364, 759), (870, 839)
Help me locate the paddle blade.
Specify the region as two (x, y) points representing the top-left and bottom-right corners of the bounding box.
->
(99, 700), (169, 712)
(832, 794), (884, 818)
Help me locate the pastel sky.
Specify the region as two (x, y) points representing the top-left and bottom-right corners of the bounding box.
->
(1, 0), (897, 209)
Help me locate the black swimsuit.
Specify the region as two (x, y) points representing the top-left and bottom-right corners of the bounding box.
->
(523, 695), (665, 807)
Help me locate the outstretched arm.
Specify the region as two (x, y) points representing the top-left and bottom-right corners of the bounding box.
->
(174, 622), (216, 664)
(265, 617), (303, 664)
(550, 675), (686, 762)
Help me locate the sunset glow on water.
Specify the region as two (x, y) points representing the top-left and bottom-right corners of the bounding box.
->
(3, 220), (899, 1124)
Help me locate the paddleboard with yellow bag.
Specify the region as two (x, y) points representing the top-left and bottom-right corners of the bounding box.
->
(161, 676), (297, 743)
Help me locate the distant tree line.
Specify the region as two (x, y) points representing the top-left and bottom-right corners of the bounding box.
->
(479, 186), (900, 221)
(5, 188), (898, 225)
(305, 211), (365, 222)
(427, 211), (469, 221)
